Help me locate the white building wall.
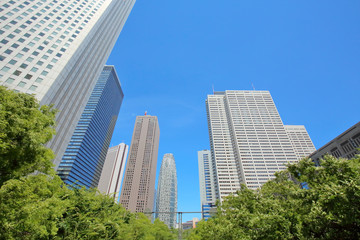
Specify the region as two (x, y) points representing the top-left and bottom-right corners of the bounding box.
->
(284, 125), (316, 160)
(207, 91), (306, 201)
(98, 143), (129, 201)
(0, 0), (135, 168)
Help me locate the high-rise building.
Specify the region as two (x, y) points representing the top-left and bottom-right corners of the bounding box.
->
(309, 121), (360, 165)
(120, 115), (160, 212)
(197, 150), (217, 220)
(284, 125), (315, 160)
(155, 153), (177, 228)
(57, 66), (123, 188)
(98, 143), (129, 201)
(206, 90), (313, 201)
(0, 0), (135, 169)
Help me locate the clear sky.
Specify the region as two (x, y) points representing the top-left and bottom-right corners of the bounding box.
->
(107, 0), (360, 221)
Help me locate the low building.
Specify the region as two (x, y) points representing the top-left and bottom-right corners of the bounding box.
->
(309, 122), (360, 165)
(182, 218), (199, 230)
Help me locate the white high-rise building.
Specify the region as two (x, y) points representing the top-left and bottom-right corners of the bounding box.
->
(98, 143), (129, 201)
(0, 0), (135, 169)
(206, 90), (313, 201)
(155, 153), (177, 228)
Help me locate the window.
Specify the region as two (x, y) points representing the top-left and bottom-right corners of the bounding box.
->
(9, 60), (17, 65)
(29, 85), (38, 91)
(13, 70), (21, 76)
(17, 81), (26, 87)
(5, 77), (15, 84)
(20, 63), (28, 69)
(25, 74), (32, 79)
(1, 66), (10, 72)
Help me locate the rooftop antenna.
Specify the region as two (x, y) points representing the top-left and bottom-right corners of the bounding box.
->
(251, 83), (256, 90)
(212, 84), (215, 94)
(145, 111), (147, 116)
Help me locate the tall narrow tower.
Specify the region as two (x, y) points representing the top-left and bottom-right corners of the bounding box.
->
(198, 150), (217, 220)
(155, 153), (177, 228)
(0, 0), (135, 169)
(120, 115), (160, 212)
(98, 143), (129, 201)
(206, 90), (314, 201)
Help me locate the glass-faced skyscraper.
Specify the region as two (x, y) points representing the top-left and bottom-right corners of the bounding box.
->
(206, 90), (314, 201)
(197, 150), (217, 220)
(57, 66), (123, 188)
(0, 0), (135, 169)
(155, 153), (177, 228)
(120, 115), (160, 212)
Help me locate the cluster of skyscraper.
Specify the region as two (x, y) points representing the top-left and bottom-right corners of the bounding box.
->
(0, 0), (178, 228)
(2, 0), (358, 228)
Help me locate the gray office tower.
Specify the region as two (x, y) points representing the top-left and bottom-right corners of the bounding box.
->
(120, 115), (160, 212)
(0, 0), (135, 169)
(206, 90), (315, 201)
(155, 153), (178, 228)
(198, 150), (217, 220)
(57, 66), (124, 188)
(310, 121), (360, 165)
(98, 143), (129, 201)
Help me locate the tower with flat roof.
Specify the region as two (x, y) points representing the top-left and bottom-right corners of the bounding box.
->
(57, 66), (124, 188)
(206, 90), (314, 201)
(120, 115), (160, 212)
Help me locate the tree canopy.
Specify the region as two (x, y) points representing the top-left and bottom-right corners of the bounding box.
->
(0, 86), (57, 185)
(190, 155), (360, 240)
(0, 173), (175, 239)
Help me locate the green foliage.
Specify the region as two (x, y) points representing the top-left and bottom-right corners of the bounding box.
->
(0, 86), (57, 185)
(0, 173), (176, 240)
(0, 86), (175, 239)
(190, 155), (360, 240)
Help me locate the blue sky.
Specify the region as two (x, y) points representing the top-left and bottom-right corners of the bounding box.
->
(107, 0), (360, 221)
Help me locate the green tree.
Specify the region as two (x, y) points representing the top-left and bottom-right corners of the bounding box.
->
(190, 155), (360, 240)
(0, 173), (176, 240)
(0, 86), (57, 186)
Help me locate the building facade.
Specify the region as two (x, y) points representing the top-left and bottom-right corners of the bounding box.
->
(206, 90), (313, 201)
(0, 0), (135, 169)
(155, 153), (177, 228)
(309, 121), (360, 165)
(197, 150), (217, 220)
(284, 125), (315, 160)
(57, 66), (123, 188)
(119, 115), (160, 212)
(98, 143), (129, 201)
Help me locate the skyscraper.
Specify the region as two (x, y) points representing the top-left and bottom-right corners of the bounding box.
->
(0, 0), (135, 169)
(197, 150), (217, 220)
(284, 125), (315, 160)
(120, 115), (160, 212)
(57, 66), (123, 188)
(206, 90), (313, 201)
(155, 153), (177, 228)
(98, 143), (129, 201)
